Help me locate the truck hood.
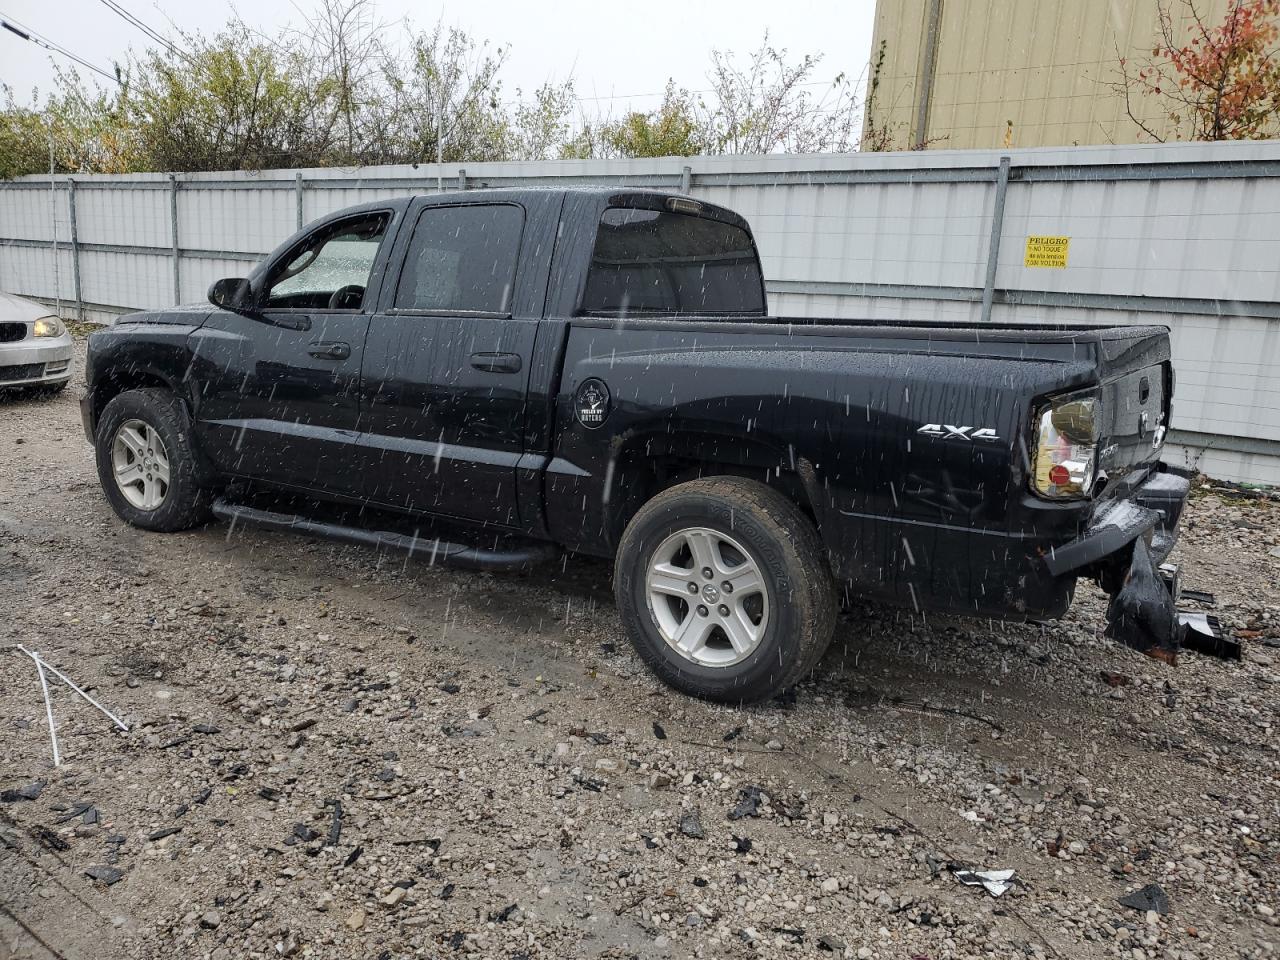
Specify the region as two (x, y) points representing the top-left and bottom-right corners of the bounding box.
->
(114, 302), (215, 327)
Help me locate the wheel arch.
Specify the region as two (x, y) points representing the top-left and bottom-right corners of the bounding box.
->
(603, 426), (823, 551)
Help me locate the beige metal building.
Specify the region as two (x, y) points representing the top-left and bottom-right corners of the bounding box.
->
(863, 0), (1238, 150)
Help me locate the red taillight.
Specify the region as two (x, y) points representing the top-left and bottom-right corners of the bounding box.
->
(1048, 464), (1071, 486)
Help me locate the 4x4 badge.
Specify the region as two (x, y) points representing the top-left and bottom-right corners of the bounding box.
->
(916, 423), (1000, 442)
(575, 378), (610, 428)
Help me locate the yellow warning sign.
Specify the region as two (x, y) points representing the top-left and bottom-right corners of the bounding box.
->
(1025, 235), (1070, 268)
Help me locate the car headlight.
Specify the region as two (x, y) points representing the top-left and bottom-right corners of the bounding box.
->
(1031, 391), (1099, 499)
(33, 317), (64, 338)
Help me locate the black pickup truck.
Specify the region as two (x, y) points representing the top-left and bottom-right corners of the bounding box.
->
(81, 186), (1224, 704)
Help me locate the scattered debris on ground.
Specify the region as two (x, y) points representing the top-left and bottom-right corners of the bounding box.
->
(2, 356), (1278, 958)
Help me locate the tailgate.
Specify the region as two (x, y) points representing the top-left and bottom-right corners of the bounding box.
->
(1095, 329), (1172, 485)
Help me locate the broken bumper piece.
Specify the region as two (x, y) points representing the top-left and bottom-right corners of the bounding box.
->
(1044, 469), (1241, 663)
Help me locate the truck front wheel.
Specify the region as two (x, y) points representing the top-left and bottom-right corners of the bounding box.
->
(614, 477), (836, 704)
(94, 388), (211, 532)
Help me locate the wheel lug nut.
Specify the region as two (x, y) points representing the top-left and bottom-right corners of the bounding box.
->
(687, 582), (699, 594)
(718, 604), (729, 617)
(696, 605), (708, 617)
(721, 581), (733, 594)
(701, 567), (713, 579)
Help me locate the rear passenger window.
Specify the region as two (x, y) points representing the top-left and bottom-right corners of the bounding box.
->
(395, 204), (523, 314)
(582, 207), (765, 316)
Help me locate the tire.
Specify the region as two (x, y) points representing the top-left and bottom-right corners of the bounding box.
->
(614, 477), (837, 704)
(94, 388), (211, 532)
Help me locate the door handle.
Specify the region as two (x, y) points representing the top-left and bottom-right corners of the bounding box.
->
(470, 352), (522, 374)
(308, 341), (350, 360)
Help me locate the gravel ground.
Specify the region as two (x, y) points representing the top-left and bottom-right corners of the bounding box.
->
(2, 352), (1279, 960)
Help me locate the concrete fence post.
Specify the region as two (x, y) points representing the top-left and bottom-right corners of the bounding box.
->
(980, 156), (1011, 323)
(295, 171), (304, 230)
(457, 169), (467, 191)
(168, 173), (180, 305)
(67, 179), (84, 322)
(681, 165), (692, 194)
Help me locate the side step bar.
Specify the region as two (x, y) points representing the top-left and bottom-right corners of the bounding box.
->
(211, 499), (560, 572)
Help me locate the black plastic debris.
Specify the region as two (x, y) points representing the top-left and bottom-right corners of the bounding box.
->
(723, 726), (743, 742)
(652, 721), (667, 740)
(732, 836), (753, 854)
(258, 787), (282, 801)
(1178, 612), (1241, 660)
(376, 768), (396, 782)
(679, 811), (705, 839)
(817, 933), (845, 952)
(1119, 883), (1169, 915)
(192, 723), (220, 734)
(439, 882), (455, 900)
(343, 845), (363, 867)
(1106, 538), (1180, 663)
(490, 903), (518, 923)
(292, 823), (320, 842)
(0, 781), (45, 803)
(771, 927), (803, 944)
(573, 775), (606, 793)
(172, 803), (189, 819)
(148, 826), (181, 841)
(193, 787), (212, 805)
(326, 798), (343, 846)
(85, 865), (124, 885)
(55, 802), (94, 824)
(33, 826), (69, 852)
(523, 708), (548, 723)
(729, 786), (766, 821)
(438, 682), (461, 695)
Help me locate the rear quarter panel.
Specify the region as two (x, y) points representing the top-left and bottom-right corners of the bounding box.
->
(549, 320), (1101, 618)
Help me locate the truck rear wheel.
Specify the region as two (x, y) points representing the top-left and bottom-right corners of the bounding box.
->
(94, 388), (211, 532)
(614, 477), (836, 704)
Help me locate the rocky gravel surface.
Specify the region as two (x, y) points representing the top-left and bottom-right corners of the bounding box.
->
(2, 366), (1279, 960)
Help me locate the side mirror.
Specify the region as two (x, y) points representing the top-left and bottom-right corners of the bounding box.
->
(208, 277), (253, 312)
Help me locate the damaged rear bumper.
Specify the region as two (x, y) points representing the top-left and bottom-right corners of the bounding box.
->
(1044, 467), (1239, 663)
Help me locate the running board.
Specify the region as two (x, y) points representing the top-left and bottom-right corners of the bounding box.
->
(211, 499), (559, 572)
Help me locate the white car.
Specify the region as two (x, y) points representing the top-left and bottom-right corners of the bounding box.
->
(0, 292), (74, 394)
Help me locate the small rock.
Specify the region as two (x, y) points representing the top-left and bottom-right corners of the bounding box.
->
(200, 911), (221, 929)
(381, 887), (407, 908)
(765, 740), (783, 751)
(679, 811), (705, 839)
(345, 908), (366, 931)
(820, 877), (840, 894)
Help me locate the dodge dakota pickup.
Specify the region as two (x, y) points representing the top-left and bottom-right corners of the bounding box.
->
(81, 186), (1227, 704)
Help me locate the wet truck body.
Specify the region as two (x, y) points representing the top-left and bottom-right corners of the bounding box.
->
(81, 187), (1219, 704)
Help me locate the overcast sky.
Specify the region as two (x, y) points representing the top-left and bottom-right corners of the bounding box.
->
(1, 0), (877, 115)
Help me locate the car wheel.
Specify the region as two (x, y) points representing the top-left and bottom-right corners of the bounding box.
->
(94, 388), (211, 532)
(614, 476), (836, 704)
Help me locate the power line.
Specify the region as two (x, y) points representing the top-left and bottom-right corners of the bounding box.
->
(0, 12), (120, 84)
(94, 0), (191, 63)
